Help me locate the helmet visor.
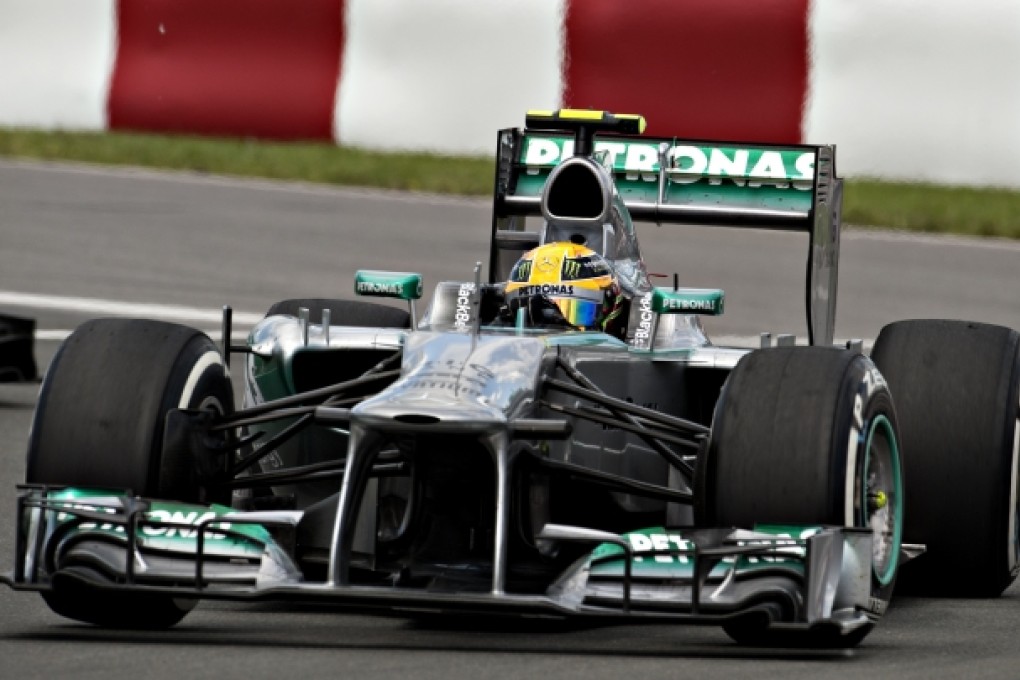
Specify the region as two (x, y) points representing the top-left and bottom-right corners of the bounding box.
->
(551, 297), (600, 329)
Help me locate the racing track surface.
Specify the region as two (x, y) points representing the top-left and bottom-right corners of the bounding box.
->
(1, 159), (1019, 678)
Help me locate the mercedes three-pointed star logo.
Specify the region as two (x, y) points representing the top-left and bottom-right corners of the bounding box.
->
(536, 253), (560, 273)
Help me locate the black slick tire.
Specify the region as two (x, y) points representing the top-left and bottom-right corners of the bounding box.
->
(696, 347), (903, 647)
(27, 318), (234, 628)
(871, 319), (1020, 597)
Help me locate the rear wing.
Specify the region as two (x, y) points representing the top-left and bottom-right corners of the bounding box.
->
(489, 126), (843, 346)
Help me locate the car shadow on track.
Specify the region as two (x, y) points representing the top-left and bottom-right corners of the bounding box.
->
(7, 611), (857, 662)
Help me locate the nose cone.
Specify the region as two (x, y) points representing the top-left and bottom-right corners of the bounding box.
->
(352, 332), (547, 433)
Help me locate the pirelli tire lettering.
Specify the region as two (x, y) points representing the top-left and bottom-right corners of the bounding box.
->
(849, 365), (887, 450)
(845, 362), (890, 528)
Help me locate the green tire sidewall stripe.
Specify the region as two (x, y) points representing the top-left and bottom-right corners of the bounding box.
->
(863, 413), (903, 587)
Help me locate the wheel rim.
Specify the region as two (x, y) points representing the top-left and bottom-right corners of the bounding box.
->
(861, 414), (903, 586)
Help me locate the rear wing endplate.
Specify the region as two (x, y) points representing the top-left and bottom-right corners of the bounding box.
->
(489, 128), (843, 346)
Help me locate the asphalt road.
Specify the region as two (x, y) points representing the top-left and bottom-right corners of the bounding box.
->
(1, 159), (1019, 678)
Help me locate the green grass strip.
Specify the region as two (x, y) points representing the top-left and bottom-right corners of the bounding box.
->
(2, 128), (1018, 239)
(0, 128), (494, 195)
(845, 180), (1020, 239)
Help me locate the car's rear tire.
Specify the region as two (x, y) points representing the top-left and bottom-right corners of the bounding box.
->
(266, 298), (410, 328)
(696, 347), (903, 647)
(871, 319), (1020, 597)
(27, 318), (234, 628)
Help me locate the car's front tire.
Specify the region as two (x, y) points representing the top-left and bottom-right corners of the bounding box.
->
(27, 318), (234, 628)
(697, 347), (903, 647)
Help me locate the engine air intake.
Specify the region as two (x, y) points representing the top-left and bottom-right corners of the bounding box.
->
(543, 160), (607, 221)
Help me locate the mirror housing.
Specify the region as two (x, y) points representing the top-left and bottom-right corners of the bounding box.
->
(354, 270), (423, 301)
(652, 287), (724, 316)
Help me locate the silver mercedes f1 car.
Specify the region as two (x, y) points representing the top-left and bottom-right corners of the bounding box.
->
(5, 110), (1019, 648)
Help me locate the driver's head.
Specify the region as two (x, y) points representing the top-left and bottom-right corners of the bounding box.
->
(504, 242), (621, 331)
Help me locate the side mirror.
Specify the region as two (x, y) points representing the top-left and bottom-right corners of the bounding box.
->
(354, 271), (424, 330)
(652, 287), (724, 316)
(354, 270), (423, 301)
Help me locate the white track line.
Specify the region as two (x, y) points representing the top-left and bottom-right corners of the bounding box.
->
(0, 291), (262, 325)
(34, 329), (251, 342)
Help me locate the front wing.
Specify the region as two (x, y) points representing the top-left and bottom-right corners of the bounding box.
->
(3, 486), (876, 637)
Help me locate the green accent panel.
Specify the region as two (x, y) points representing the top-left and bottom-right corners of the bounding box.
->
(48, 489), (270, 558)
(652, 287), (724, 316)
(863, 414), (903, 587)
(588, 526), (815, 579)
(354, 270), (423, 301)
(249, 353), (292, 401)
(516, 134), (815, 215)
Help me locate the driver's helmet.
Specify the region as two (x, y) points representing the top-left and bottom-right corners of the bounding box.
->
(504, 242), (623, 332)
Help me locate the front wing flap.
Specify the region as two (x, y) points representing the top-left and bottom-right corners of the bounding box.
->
(9, 486), (303, 590)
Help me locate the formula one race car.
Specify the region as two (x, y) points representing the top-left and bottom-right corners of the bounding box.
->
(5, 111), (1019, 648)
